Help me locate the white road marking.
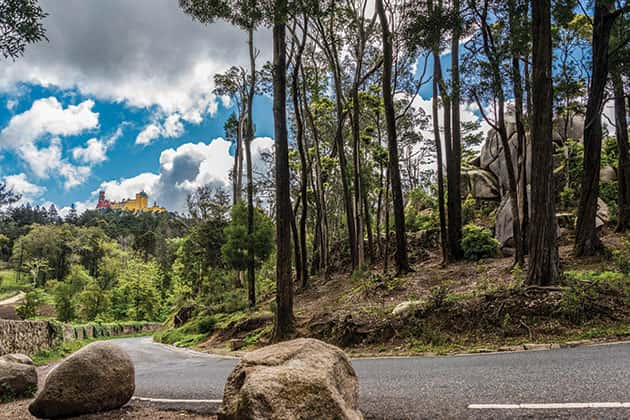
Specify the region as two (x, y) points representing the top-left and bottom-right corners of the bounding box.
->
(469, 403), (630, 409)
(132, 396), (223, 404)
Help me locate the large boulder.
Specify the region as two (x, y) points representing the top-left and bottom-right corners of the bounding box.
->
(219, 338), (363, 420)
(0, 360), (37, 399)
(0, 353), (34, 365)
(29, 342), (135, 419)
(461, 168), (500, 200)
(479, 128), (525, 194)
(553, 114), (584, 143)
(597, 198), (609, 228)
(600, 166), (617, 183)
(495, 195), (515, 250)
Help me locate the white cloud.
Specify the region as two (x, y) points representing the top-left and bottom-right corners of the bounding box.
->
(136, 113), (185, 145)
(72, 138), (107, 164)
(72, 125), (123, 165)
(0, 97), (101, 189)
(95, 137), (274, 213)
(0, 0), (272, 127)
(6, 99), (17, 111)
(58, 200), (94, 218)
(58, 163), (91, 189)
(18, 139), (63, 178)
(3, 173), (46, 199)
(0, 97), (99, 149)
(136, 124), (162, 145)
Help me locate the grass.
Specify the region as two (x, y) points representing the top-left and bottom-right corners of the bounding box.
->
(0, 269), (30, 301)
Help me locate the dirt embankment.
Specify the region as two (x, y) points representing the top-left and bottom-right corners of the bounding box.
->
(195, 231), (630, 356)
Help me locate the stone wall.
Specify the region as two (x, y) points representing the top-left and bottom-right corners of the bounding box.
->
(0, 320), (162, 356)
(0, 320), (58, 355)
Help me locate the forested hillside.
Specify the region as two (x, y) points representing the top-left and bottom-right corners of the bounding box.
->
(0, 0), (629, 355)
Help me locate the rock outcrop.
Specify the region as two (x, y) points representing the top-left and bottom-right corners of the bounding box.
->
(219, 338), (363, 420)
(463, 113), (610, 249)
(461, 168), (500, 200)
(29, 342), (135, 419)
(0, 359), (37, 399)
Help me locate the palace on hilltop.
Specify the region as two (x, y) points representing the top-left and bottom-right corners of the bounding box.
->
(96, 191), (166, 213)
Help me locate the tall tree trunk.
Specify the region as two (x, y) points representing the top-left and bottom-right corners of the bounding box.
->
(302, 66), (329, 274)
(528, 0), (560, 286)
(291, 19), (309, 288)
(377, 0), (411, 275)
(351, 81), (365, 269)
(271, 3), (294, 342)
(613, 71), (630, 231)
(246, 26), (257, 308)
(575, 0), (621, 256)
(508, 0), (529, 253)
(433, 50), (449, 264)
(447, 0), (463, 260)
(290, 201), (302, 284)
(383, 167), (391, 274)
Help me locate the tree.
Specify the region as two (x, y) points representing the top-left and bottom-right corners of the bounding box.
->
(610, 11), (630, 231)
(180, 0), (263, 309)
(221, 202), (274, 305)
(575, 0), (625, 256)
(0, 181), (20, 206)
(51, 280), (76, 322)
(271, 0), (295, 342)
(447, 0), (464, 261)
(0, 0), (47, 60)
(528, 0), (560, 286)
(377, 0), (411, 275)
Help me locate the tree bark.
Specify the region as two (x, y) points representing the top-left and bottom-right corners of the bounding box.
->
(433, 50), (449, 265)
(291, 18), (309, 288)
(271, 2), (294, 342)
(528, 0), (560, 286)
(613, 71), (630, 231)
(377, 0), (411, 275)
(447, 0), (463, 260)
(575, 0), (621, 256)
(508, 0), (528, 253)
(246, 26), (257, 308)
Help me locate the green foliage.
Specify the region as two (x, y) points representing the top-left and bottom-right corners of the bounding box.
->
(612, 236), (630, 275)
(16, 289), (45, 319)
(462, 194), (477, 224)
(560, 271), (629, 323)
(51, 280), (75, 322)
(460, 224), (500, 261)
(221, 202), (275, 271)
(0, 0), (48, 60)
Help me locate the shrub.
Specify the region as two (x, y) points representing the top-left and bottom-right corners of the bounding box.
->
(460, 224), (500, 261)
(612, 236), (630, 275)
(16, 289), (45, 319)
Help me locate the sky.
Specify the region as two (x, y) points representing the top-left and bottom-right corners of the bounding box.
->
(0, 0), (489, 216)
(0, 0), (278, 215)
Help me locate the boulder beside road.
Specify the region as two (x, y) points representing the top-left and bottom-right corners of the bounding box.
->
(0, 359), (37, 399)
(219, 338), (363, 420)
(28, 341), (135, 419)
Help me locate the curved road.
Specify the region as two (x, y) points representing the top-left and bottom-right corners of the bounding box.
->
(113, 337), (630, 419)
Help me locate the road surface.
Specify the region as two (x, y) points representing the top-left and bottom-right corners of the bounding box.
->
(0, 291), (25, 306)
(113, 337), (630, 419)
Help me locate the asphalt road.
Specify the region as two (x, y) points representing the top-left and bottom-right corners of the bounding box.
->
(113, 337), (630, 419)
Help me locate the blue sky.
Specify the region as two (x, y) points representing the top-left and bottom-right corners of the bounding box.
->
(0, 83), (274, 212)
(0, 0), (278, 214)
